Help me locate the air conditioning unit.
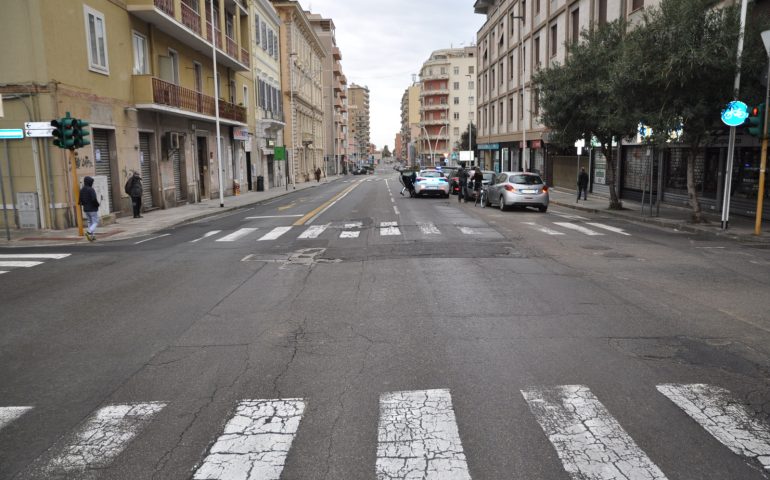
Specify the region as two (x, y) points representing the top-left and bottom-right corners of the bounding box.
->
(168, 132), (180, 150)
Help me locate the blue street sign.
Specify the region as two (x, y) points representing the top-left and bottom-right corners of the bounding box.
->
(0, 129), (24, 140)
(721, 100), (749, 127)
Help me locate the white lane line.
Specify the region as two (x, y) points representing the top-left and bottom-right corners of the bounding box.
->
(340, 231), (360, 238)
(190, 230), (222, 243)
(459, 227), (481, 235)
(553, 222), (604, 236)
(244, 215), (303, 219)
(419, 222), (441, 235)
(393, 206), (400, 215)
(522, 222), (565, 235)
(40, 402), (166, 475)
(586, 222), (631, 236)
(193, 399), (306, 480)
(0, 271), (7, 275)
(134, 234), (171, 245)
(0, 406), (32, 430)
(0, 261), (43, 268)
(522, 385), (667, 480)
(379, 221), (401, 236)
(298, 224), (328, 239)
(658, 383), (770, 471)
(216, 228), (258, 242)
(0, 254), (70, 259)
(258, 226), (292, 241)
(377, 389), (471, 480)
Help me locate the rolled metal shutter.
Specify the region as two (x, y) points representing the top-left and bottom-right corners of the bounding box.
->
(139, 133), (154, 208)
(93, 129), (113, 212)
(172, 149), (183, 201)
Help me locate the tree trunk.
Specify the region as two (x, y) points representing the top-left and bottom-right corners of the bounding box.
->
(687, 146), (703, 223)
(604, 145), (623, 209)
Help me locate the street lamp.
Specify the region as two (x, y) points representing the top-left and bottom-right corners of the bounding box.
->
(420, 124), (447, 166)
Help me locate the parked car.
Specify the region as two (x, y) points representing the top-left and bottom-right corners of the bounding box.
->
(485, 172), (549, 211)
(413, 169), (450, 197)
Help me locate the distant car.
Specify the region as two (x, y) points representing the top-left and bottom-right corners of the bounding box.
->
(413, 169), (450, 197)
(485, 172), (549, 212)
(352, 168), (366, 175)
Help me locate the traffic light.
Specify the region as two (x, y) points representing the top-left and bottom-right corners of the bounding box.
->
(72, 118), (90, 149)
(51, 116), (76, 149)
(748, 103), (766, 138)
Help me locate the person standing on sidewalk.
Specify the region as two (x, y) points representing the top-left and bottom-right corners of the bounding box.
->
(577, 167), (589, 202)
(125, 172), (143, 218)
(79, 176), (100, 242)
(315, 167), (322, 183)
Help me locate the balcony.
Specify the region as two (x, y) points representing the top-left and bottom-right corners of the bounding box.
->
(132, 76), (246, 124)
(421, 104), (448, 112)
(334, 61), (342, 74)
(420, 88), (449, 97)
(127, 0), (249, 71)
(333, 46), (342, 60)
(420, 72), (450, 81)
(421, 118), (448, 126)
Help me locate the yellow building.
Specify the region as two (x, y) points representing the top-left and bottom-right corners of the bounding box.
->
(0, 0), (253, 230)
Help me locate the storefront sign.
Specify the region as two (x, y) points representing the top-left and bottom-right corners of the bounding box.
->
(274, 146), (286, 161)
(478, 143), (499, 150)
(233, 127), (250, 141)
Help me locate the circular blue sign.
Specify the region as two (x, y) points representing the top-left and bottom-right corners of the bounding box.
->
(721, 101), (749, 127)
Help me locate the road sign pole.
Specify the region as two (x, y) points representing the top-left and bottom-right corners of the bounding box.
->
(755, 60), (770, 236)
(69, 149), (84, 237)
(1, 140), (11, 241)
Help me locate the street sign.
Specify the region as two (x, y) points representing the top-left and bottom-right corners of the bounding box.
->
(721, 100), (749, 127)
(24, 122), (55, 138)
(0, 129), (23, 140)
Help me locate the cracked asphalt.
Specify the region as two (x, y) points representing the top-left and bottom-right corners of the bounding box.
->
(2, 170), (770, 479)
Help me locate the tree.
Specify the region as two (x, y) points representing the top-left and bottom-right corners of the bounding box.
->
(382, 145), (391, 158)
(625, 0), (769, 223)
(534, 19), (639, 209)
(458, 123), (477, 151)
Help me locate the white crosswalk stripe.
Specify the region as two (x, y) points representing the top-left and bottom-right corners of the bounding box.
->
(216, 228), (258, 242)
(458, 226), (480, 235)
(191, 230), (222, 243)
(0, 254), (71, 259)
(258, 226), (292, 241)
(35, 402), (166, 476)
(418, 222), (441, 235)
(340, 231), (360, 238)
(377, 389), (471, 480)
(587, 222), (631, 236)
(0, 261), (44, 268)
(193, 399), (306, 480)
(522, 222), (565, 235)
(522, 385), (668, 480)
(379, 221), (401, 236)
(0, 406), (32, 430)
(658, 383), (770, 472)
(298, 225), (328, 239)
(553, 222), (604, 236)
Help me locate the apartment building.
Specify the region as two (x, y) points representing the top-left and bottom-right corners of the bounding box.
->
(273, 0), (326, 185)
(418, 47), (476, 166)
(399, 82), (421, 164)
(309, 13), (348, 176)
(0, 0), (253, 231)
(252, 0), (286, 191)
(347, 84), (371, 164)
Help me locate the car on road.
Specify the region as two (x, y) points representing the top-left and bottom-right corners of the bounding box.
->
(413, 169), (450, 197)
(464, 170), (496, 201)
(485, 172), (549, 212)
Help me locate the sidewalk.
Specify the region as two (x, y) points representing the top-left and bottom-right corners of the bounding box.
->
(0, 176), (345, 247)
(548, 187), (770, 243)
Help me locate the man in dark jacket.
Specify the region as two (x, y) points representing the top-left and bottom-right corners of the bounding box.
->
(457, 165), (469, 202)
(125, 172), (143, 218)
(577, 167), (589, 202)
(79, 176), (100, 241)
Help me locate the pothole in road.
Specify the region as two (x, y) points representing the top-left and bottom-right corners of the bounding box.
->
(242, 248), (342, 267)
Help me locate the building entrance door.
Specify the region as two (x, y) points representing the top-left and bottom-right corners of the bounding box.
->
(197, 136), (207, 199)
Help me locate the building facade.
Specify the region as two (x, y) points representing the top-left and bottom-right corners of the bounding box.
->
(347, 83), (371, 165)
(273, 0), (326, 185)
(418, 47), (476, 166)
(399, 82), (421, 164)
(0, 0), (253, 231)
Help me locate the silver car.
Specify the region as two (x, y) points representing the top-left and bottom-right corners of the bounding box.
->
(413, 169), (451, 197)
(485, 172), (549, 212)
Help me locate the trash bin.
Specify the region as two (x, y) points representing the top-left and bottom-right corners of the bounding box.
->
(256, 176), (264, 192)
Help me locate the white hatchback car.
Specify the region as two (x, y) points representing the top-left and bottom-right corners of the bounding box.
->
(485, 171), (549, 212)
(413, 169), (450, 197)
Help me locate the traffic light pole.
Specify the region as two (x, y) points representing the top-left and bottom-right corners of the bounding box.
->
(754, 61), (770, 236)
(69, 149), (84, 237)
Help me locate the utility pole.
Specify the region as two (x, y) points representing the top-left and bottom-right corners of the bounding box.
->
(210, 0), (224, 207)
(754, 30), (770, 236)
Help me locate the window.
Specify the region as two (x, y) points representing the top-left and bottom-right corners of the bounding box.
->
(454, 127), (460, 136)
(469, 96), (475, 104)
(168, 49), (179, 84)
(454, 112), (460, 120)
(533, 88), (540, 115)
(521, 0), (526, 23)
(229, 79), (236, 104)
(550, 25), (558, 57)
(193, 62), (203, 92)
(499, 61), (504, 85)
(243, 85), (248, 107)
(255, 15), (260, 45)
(490, 67), (495, 90)
(631, 0), (644, 11)
(521, 46), (526, 73)
(453, 66), (459, 75)
(535, 0), (540, 14)
(519, 92), (524, 119)
(598, 0), (608, 25)
(509, 97), (514, 123)
(499, 101), (504, 125)
(454, 82), (460, 90)
(261, 21), (267, 50)
(534, 37), (540, 70)
(571, 8), (580, 44)
(468, 66), (474, 74)
(132, 32), (149, 74)
(454, 97), (460, 105)
(84, 6), (109, 73)
(440, 67), (446, 74)
(491, 105), (495, 127)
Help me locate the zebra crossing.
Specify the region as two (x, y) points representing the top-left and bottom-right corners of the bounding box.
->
(4, 383), (769, 478)
(0, 253), (71, 276)
(523, 220), (631, 237)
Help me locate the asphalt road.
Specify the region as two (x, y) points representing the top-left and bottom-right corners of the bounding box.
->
(2, 168), (770, 479)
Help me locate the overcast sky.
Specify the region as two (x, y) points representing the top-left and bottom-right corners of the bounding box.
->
(298, 0), (484, 152)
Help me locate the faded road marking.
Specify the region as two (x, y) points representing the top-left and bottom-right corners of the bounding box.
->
(522, 385), (667, 480)
(379, 221), (401, 236)
(191, 230), (221, 243)
(37, 402), (166, 476)
(419, 222), (441, 235)
(0, 254), (70, 259)
(340, 231), (360, 238)
(0, 406), (32, 430)
(586, 222), (631, 236)
(216, 228), (258, 242)
(0, 261), (43, 268)
(244, 215), (303, 219)
(522, 222), (565, 235)
(458, 226), (480, 235)
(376, 389), (471, 480)
(553, 222), (604, 236)
(298, 225), (328, 239)
(193, 399), (306, 480)
(658, 383), (770, 472)
(134, 234), (171, 245)
(258, 226), (292, 241)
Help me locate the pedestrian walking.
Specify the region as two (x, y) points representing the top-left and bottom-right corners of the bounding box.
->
(457, 165), (469, 202)
(577, 167), (589, 202)
(472, 166), (484, 205)
(125, 172), (143, 218)
(315, 167), (322, 183)
(79, 176), (100, 242)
